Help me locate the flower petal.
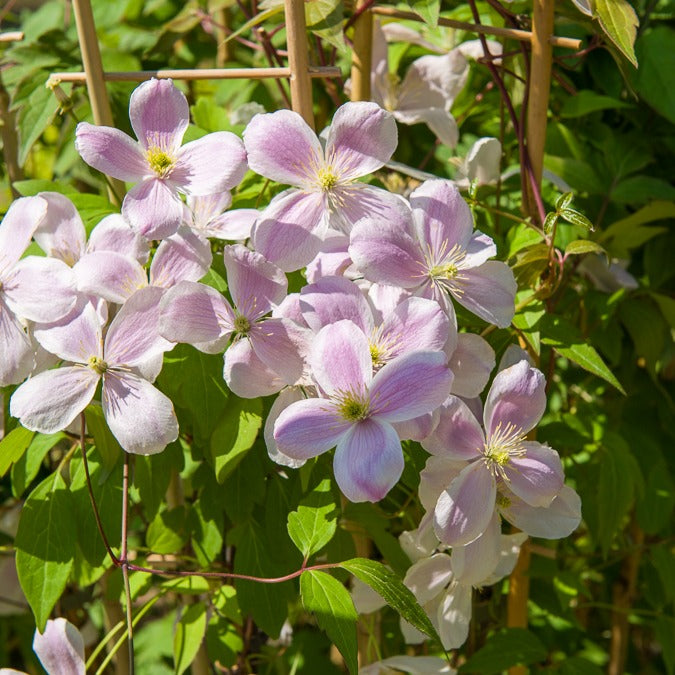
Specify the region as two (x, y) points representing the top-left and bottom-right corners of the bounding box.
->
(74, 250), (147, 303)
(223, 337), (286, 398)
(0, 196), (46, 274)
(305, 231), (352, 283)
(503, 442), (564, 507)
(437, 581), (472, 650)
(33, 192), (85, 265)
(450, 511), (501, 586)
(328, 184), (405, 235)
(102, 371), (178, 455)
(333, 418), (404, 502)
(87, 214), (150, 263)
(394, 107), (459, 148)
(122, 178), (184, 240)
(33, 618), (85, 675)
(422, 395), (484, 460)
(403, 553), (454, 605)
(464, 231), (497, 268)
(433, 460), (496, 546)
(150, 227), (212, 288)
(447, 333), (495, 398)
(205, 208), (258, 240)
(419, 454), (468, 512)
(0, 298), (34, 386)
(264, 387), (308, 468)
(10, 366), (99, 433)
(249, 318), (309, 385)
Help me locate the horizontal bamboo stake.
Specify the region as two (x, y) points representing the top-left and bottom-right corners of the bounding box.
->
(48, 66), (341, 87)
(0, 31), (23, 42)
(371, 6), (582, 50)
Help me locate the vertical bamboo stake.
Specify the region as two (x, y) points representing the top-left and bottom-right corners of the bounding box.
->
(350, 0), (373, 101)
(283, 0), (315, 129)
(71, 0), (125, 203)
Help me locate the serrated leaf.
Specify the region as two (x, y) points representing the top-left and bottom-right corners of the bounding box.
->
(458, 628), (547, 674)
(85, 404), (121, 471)
(560, 208), (594, 231)
(300, 570), (358, 674)
(0, 426), (34, 477)
(174, 602), (207, 675)
(15, 471), (76, 631)
(564, 240), (606, 256)
(594, 0), (639, 67)
(287, 478), (338, 558)
(340, 558), (441, 645)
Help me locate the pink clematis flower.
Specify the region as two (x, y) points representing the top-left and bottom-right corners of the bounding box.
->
(75, 78), (247, 240)
(273, 319), (452, 502)
(243, 101), (400, 271)
(10, 288), (178, 455)
(423, 360), (565, 546)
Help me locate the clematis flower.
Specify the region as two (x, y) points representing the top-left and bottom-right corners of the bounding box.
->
(11, 288), (178, 455)
(273, 319), (452, 502)
(32, 618), (85, 675)
(243, 101), (399, 271)
(423, 360), (565, 546)
(184, 193), (259, 241)
(75, 78), (247, 240)
(350, 179), (517, 328)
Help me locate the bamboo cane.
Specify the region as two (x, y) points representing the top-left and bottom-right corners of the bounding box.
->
(283, 0), (315, 129)
(350, 0), (373, 101)
(0, 31), (23, 42)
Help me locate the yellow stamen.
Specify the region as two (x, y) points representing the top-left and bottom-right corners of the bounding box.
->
(88, 356), (108, 375)
(146, 146), (175, 178)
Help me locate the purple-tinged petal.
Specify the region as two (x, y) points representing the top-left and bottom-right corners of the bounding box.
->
(122, 178), (184, 240)
(305, 231), (353, 283)
(129, 78), (188, 152)
(74, 250), (147, 303)
(500, 485), (581, 539)
(249, 318), (309, 385)
(327, 184), (405, 234)
(484, 360), (546, 438)
(422, 395), (484, 460)
(0, 298), (34, 386)
(223, 338), (285, 398)
(498, 344), (534, 371)
(502, 442), (564, 507)
(370, 351), (452, 423)
(251, 189), (327, 272)
(326, 102), (397, 180)
(464, 231), (497, 268)
(482, 531), (528, 585)
(10, 366), (99, 433)
(187, 192), (232, 228)
(392, 409), (439, 442)
(410, 180), (473, 256)
(223, 244), (287, 319)
(105, 286), (174, 367)
(448, 333), (495, 398)
(311, 319), (372, 396)
(454, 261), (516, 328)
(437, 581), (472, 650)
(159, 281), (234, 351)
(75, 122), (148, 181)
(150, 227), (212, 288)
(465, 137), (502, 185)
(433, 460), (496, 547)
(33, 618), (85, 675)
(264, 387), (308, 468)
(299, 275), (373, 333)
(3, 257), (76, 323)
(274, 397), (351, 460)
(403, 553), (453, 605)
(333, 418), (404, 502)
(33, 192), (85, 265)
(102, 370), (178, 455)
(394, 107), (459, 148)
(173, 132), (247, 194)
(450, 511), (501, 586)
(33, 299), (102, 363)
(419, 455), (468, 512)
(366, 283), (411, 324)
(87, 214), (150, 264)
(273, 292), (307, 326)
(0, 196), (46, 274)
(243, 109), (322, 187)
(205, 209), (258, 240)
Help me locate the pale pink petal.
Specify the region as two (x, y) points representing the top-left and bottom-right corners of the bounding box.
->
(150, 227), (212, 288)
(0, 196), (46, 274)
(102, 370), (178, 455)
(3, 257), (76, 323)
(403, 553), (453, 605)
(500, 485), (581, 539)
(366, 283), (412, 324)
(333, 418), (404, 502)
(173, 132), (247, 194)
(311, 319), (372, 396)
(33, 618), (85, 675)
(223, 244), (287, 318)
(465, 137), (502, 184)
(74, 250), (147, 303)
(502, 442), (564, 507)
(122, 178), (184, 240)
(187, 192), (232, 228)
(454, 261), (517, 328)
(394, 107), (459, 148)
(33, 192), (85, 265)
(205, 209), (258, 240)
(498, 344), (534, 371)
(351, 576), (387, 614)
(159, 281), (234, 351)
(448, 333), (495, 398)
(249, 318), (309, 385)
(87, 214), (150, 264)
(243, 109), (322, 187)
(463, 231), (497, 268)
(251, 189), (327, 272)
(10, 366), (99, 433)
(264, 387), (307, 468)
(450, 511), (501, 586)
(437, 581), (472, 650)
(274, 397), (351, 460)
(419, 455), (468, 512)
(433, 461), (496, 546)
(392, 409), (439, 442)
(484, 360), (546, 438)
(422, 396), (484, 460)
(105, 286), (174, 367)
(75, 122), (148, 181)
(305, 231), (352, 283)
(129, 78), (188, 152)
(369, 351), (452, 423)
(223, 337), (285, 397)
(0, 298), (34, 386)
(482, 532), (528, 584)
(327, 184), (405, 234)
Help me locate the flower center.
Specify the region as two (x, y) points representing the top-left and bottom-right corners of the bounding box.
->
(429, 262), (460, 280)
(234, 314), (251, 335)
(427, 243), (468, 295)
(369, 343), (384, 367)
(334, 390), (370, 421)
(317, 166), (339, 191)
(88, 356), (108, 375)
(481, 421), (526, 480)
(146, 147), (175, 178)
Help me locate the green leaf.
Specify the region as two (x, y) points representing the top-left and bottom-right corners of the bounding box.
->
(210, 397), (262, 483)
(339, 558), (441, 645)
(560, 208), (594, 231)
(656, 617), (675, 675)
(555, 192), (574, 211)
(189, 499), (224, 567)
(17, 82), (59, 166)
(544, 212), (559, 236)
(637, 463), (675, 534)
(300, 570), (358, 675)
(593, 0), (639, 67)
(85, 404), (122, 471)
(287, 478), (338, 558)
(15, 471), (77, 631)
(611, 175), (675, 204)
(147, 507), (189, 555)
(306, 0), (344, 50)
(458, 628), (547, 674)
(560, 90), (631, 118)
(408, 0), (440, 26)
(11, 432), (65, 497)
(512, 297), (545, 355)
(618, 298), (666, 371)
(540, 315), (625, 393)
(599, 201), (674, 254)
(161, 576), (211, 595)
(564, 240), (606, 256)
(173, 602), (207, 675)
(0, 426), (34, 477)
